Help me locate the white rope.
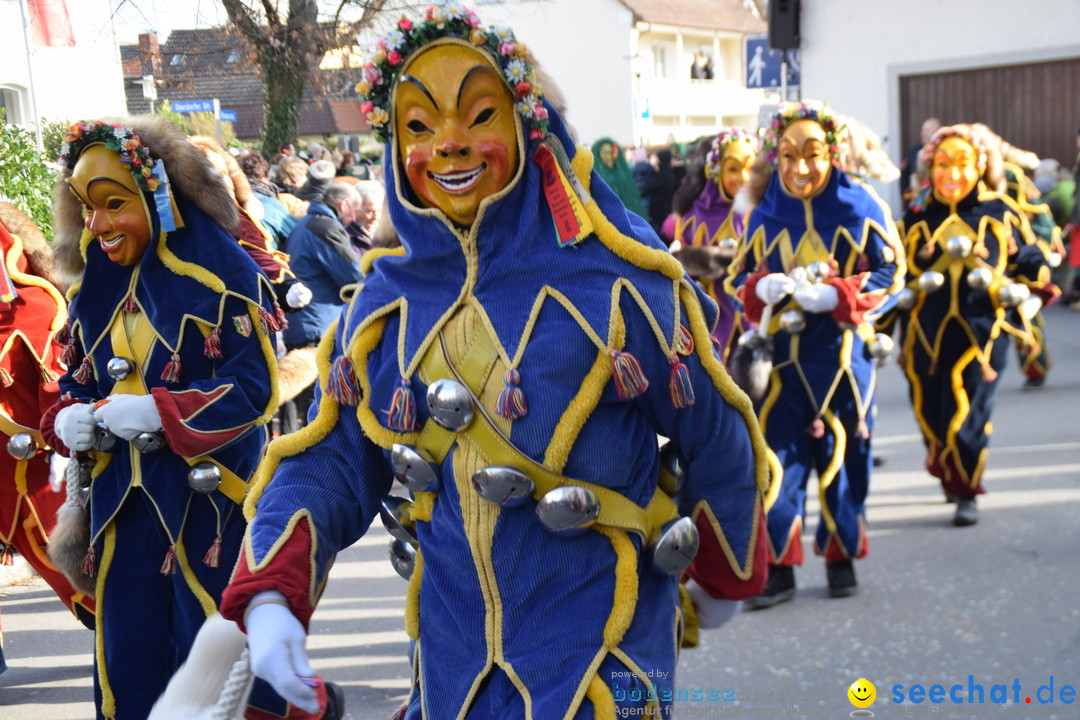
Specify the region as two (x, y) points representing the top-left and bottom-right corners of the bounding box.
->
(210, 648), (253, 720)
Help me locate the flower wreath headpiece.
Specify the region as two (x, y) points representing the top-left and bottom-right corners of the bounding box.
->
(355, 2), (550, 144)
(920, 126), (988, 181)
(58, 121), (160, 192)
(761, 100), (847, 168)
(705, 128), (760, 183)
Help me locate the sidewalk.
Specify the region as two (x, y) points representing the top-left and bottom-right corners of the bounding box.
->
(0, 555), (39, 590)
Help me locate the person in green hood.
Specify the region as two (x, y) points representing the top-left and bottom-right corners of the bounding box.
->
(591, 137), (649, 220)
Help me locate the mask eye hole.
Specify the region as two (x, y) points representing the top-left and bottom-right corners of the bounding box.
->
(471, 108), (495, 127)
(407, 119), (432, 134)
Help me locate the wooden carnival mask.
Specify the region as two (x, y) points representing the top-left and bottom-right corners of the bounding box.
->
(67, 144), (152, 267)
(931, 136), (980, 206)
(718, 139), (755, 201)
(777, 119), (832, 200)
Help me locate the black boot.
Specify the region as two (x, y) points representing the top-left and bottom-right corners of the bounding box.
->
(744, 564), (796, 609)
(826, 560), (858, 598)
(953, 497), (978, 526)
(321, 681), (345, 720)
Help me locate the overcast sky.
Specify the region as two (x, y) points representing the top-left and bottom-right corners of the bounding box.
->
(112, 0), (228, 43)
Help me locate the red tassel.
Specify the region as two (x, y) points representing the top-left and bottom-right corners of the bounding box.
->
(56, 323), (70, 345)
(807, 418), (826, 438)
(0, 368), (12, 387)
(668, 356), (695, 409)
(259, 307), (282, 334)
(60, 339), (78, 367)
(72, 356), (93, 384)
(388, 706), (407, 720)
(611, 350), (649, 401)
(326, 356), (361, 406)
(0, 543), (13, 566)
(40, 365), (59, 384)
(386, 376), (418, 431)
(674, 324), (694, 355)
(123, 293), (138, 312)
(274, 302), (289, 331)
(204, 327), (223, 359)
(202, 537), (222, 568)
(81, 545), (96, 577)
(856, 418), (870, 439)
(160, 545), (178, 575)
(494, 369), (528, 420)
(160, 353), (182, 383)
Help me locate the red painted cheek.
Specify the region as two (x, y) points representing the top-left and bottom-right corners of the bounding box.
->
(478, 140), (514, 187)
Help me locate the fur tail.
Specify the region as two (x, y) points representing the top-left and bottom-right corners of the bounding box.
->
(277, 346), (319, 406)
(47, 468), (95, 598)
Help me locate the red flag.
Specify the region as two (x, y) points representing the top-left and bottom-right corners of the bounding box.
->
(28, 0), (75, 48)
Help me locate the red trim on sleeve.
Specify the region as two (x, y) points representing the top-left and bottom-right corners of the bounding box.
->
(152, 386), (249, 458)
(738, 272), (769, 325)
(39, 396), (86, 457)
(220, 516), (317, 633)
(685, 506), (769, 600)
(828, 274), (885, 326)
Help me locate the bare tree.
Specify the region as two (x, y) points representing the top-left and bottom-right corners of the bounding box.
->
(745, 0), (767, 21)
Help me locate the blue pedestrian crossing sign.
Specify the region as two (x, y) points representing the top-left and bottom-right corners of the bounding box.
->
(745, 35), (800, 89)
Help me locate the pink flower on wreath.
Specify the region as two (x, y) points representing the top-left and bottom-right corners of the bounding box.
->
(364, 64), (384, 85)
(529, 128), (545, 141)
(360, 100), (375, 115)
(515, 81), (531, 99)
(464, 10), (481, 27)
(532, 103), (548, 120)
(146, 177), (160, 191)
(399, 17), (412, 31)
(387, 50), (402, 66)
(498, 42), (515, 56)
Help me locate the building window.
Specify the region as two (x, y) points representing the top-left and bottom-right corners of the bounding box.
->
(0, 86), (27, 125)
(652, 115), (679, 127)
(227, 49), (241, 63)
(170, 54), (184, 66)
(654, 46), (668, 78)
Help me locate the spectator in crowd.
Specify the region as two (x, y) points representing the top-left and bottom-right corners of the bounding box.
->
(346, 180), (385, 257)
(590, 137), (649, 220)
(639, 147), (678, 241)
(236, 151), (299, 251)
(274, 156), (311, 217)
(296, 160), (337, 204)
(899, 117), (941, 209)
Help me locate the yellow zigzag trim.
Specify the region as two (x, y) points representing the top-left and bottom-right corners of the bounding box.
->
(360, 246), (405, 275)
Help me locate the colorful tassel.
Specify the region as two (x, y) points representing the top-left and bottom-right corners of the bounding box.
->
(0, 543), (13, 566)
(807, 417), (826, 439)
(203, 327), (223, 359)
(202, 537), (222, 568)
(123, 293), (138, 312)
(160, 353), (182, 383)
(258, 306), (282, 334)
(856, 418), (870, 439)
(668, 356), (695, 409)
(60, 339), (78, 367)
(0, 368), (12, 387)
(40, 366), (58, 385)
(160, 545), (178, 575)
(674, 324), (694, 355)
(386, 376), (418, 431)
(494, 369), (528, 420)
(56, 323), (70, 345)
(72, 356), (93, 384)
(611, 350), (649, 401)
(327, 356), (361, 406)
(81, 545), (96, 577)
(981, 364), (998, 383)
(274, 302), (289, 331)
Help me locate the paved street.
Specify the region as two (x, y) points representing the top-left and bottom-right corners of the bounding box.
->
(2, 305), (1079, 719)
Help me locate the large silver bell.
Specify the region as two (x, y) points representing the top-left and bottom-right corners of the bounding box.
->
(867, 333), (895, 367)
(92, 423), (120, 453)
(133, 431), (166, 453)
(657, 442), (684, 496)
(917, 271), (946, 293)
(426, 378), (474, 431)
(106, 357), (135, 381)
(390, 443), (440, 493)
(805, 260), (833, 283)
(187, 461), (222, 494)
(966, 267), (993, 291)
(379, 495), (417, 543)
(944, 235), (973, 258)
(535, 486), (601, 536)
(471, 466), (535, 508)
(895, 287), (916, 310)
(997, 282), (1030, 308)
(716, 236), (739, 260)
(778, 309), (806, 334)
(6, 432), (37, 461)
(649, 517), (700, 575)
(388, 538), (416, 580)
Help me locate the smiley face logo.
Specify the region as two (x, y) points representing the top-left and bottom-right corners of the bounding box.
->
(848, 678), (876, 709)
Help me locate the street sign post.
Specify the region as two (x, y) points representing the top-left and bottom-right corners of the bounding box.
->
(745, 35), (800, 94)
(170, 99), (235, 143)
(219, 110), (237, 122)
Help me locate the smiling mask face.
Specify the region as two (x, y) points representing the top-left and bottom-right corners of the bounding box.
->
(777, 119), (831, 200)
(718, 139), (755, 201)
(67, 144), (152, 267)
(931, 136), (979, 206)
(394, 42), (520, 227)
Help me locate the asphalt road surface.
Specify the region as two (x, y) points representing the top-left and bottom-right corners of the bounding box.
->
(3, 306), (1079, 719)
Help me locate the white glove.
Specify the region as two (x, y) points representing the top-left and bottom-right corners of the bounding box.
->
(793, 282), (839, 313)
(93, 394), (162, 441)
(245, 591), (320, 713)
(285, 282), (312, 309)
(48, 452), (68, 492)
(686, 579), (741, 629)
(755, 273), (796, 305)
(54, 403), (96, 452)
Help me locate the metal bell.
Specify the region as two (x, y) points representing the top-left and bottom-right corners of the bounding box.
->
(867, 333), (895, 367)
(805, 260), (833, 283)
(132, 431), (166, 453)
(379, 495), (417, 544)
(426, 378), (474, 431)
(966, 267), (993, 291)
(944, 235), (973, 258)
(649, 517), (700, 575)
(388, 538), (416, 580)
(895, 287), (916, 310)
(1018, 295), (1043, 321)
(187, 461), (222, 494)
(92, 423), (120, 453)
(1049, 252), (1062, 268)
(6, 432), (37, 461)
(657, 442), (685, 496)
(917, 271), (946, 293)
(390, 443), (440, 493)
(535, 486), (601, 536)
(106, 357), (135, 381)
(778, 309), (806, 334)
(471, 466), (535, 508)
(997, 282), (1030, 308)
(716, 237), (739, 260)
